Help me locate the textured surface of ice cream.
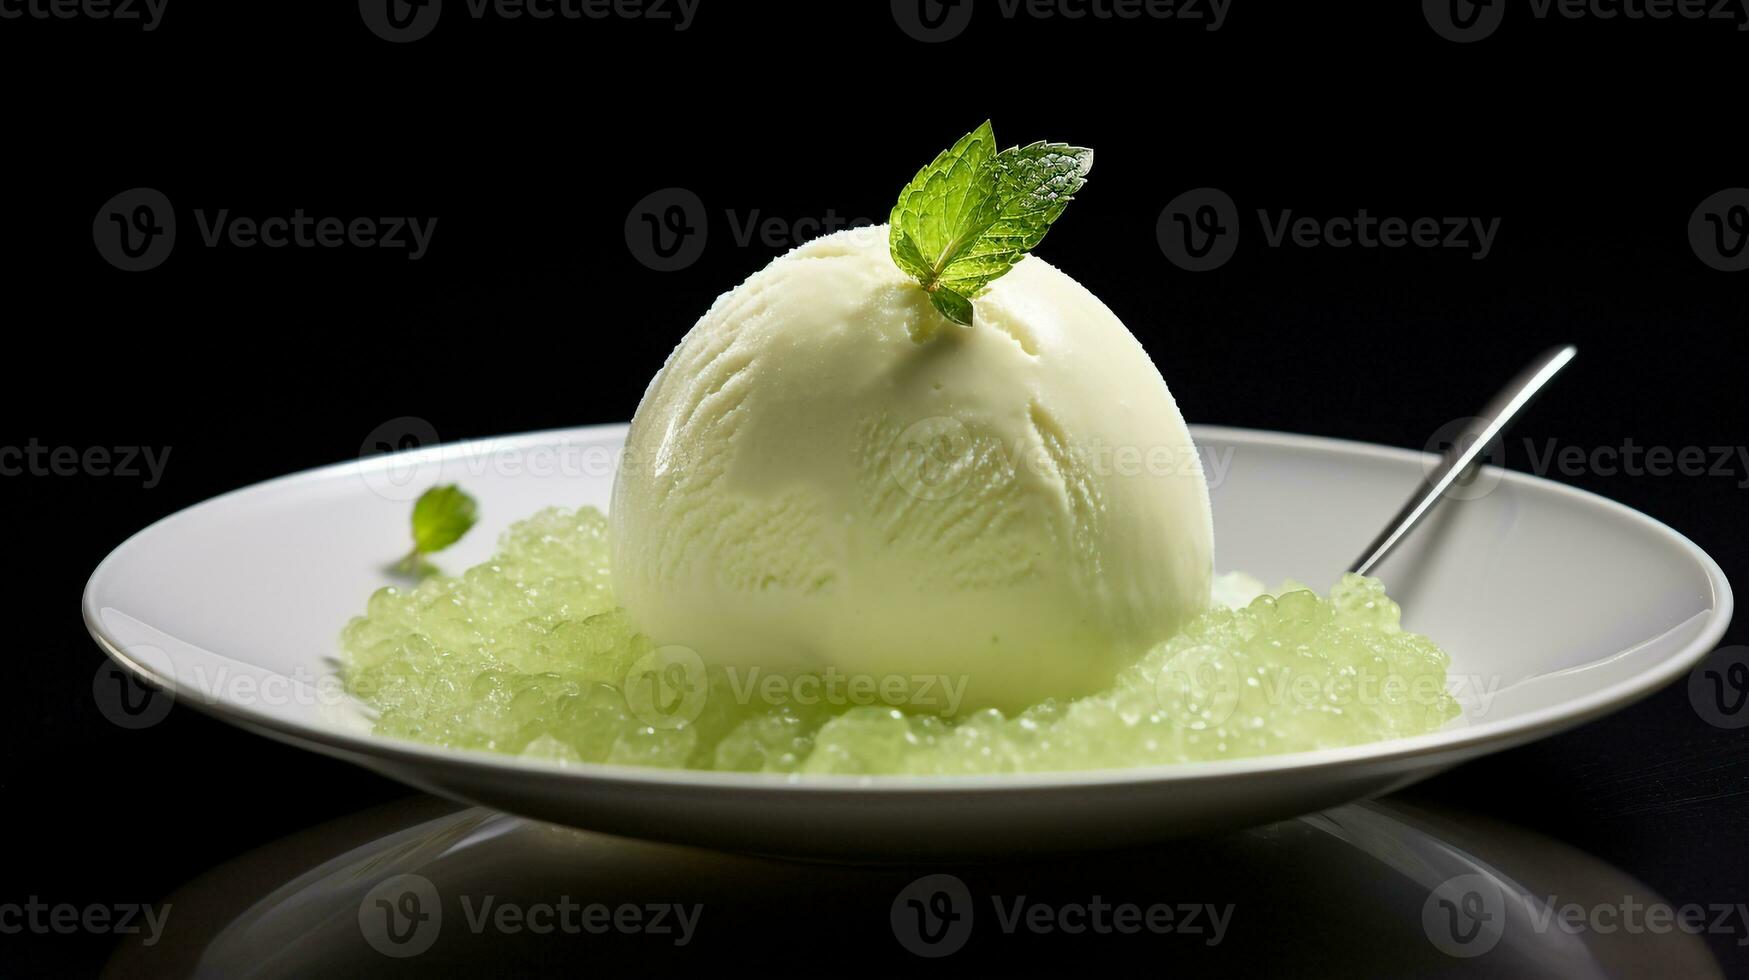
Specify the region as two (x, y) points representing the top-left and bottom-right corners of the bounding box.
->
(610, 226), (1212, 711)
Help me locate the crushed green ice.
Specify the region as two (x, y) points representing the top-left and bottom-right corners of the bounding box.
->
(341, 507), (1461, 774)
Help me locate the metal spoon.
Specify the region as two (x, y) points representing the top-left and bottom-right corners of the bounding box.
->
(1349, 345), (1579, 577)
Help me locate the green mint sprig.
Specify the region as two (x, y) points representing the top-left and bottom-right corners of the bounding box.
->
(398, 484), (478, 574)
(889, 121), (1093, 328)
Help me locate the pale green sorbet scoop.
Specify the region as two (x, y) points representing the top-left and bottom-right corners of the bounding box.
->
(610, 225), (1215, 712)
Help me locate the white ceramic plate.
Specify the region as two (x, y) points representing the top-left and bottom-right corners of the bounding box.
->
(83, 425), (1732, 859)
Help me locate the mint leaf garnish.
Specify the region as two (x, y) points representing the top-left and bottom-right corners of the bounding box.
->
(889, 122), (1092, 328)
(400, 484), (478, 574)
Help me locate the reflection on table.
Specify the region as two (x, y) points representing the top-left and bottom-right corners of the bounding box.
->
(105, 793), (1722, 978)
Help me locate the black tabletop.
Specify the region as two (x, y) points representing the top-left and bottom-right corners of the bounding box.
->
(4, 3), (1746, 975)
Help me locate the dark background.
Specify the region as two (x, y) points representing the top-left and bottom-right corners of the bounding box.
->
(3, 1), (1746, 974)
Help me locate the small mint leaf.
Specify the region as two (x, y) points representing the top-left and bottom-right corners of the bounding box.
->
(410, 484), (478, 557)
(929, 288), (974, 327)
(888, 121), (1001, 292)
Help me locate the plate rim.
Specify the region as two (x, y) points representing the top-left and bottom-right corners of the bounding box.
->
(82, 423), (1735, 793)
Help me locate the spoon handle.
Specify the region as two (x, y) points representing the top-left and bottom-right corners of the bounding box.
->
(1348, 345), (1579, 577)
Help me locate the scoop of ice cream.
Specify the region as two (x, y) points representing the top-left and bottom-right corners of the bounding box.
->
(610, 225), (1212, 712)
